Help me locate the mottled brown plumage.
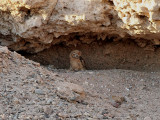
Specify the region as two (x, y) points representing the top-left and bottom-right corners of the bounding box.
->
(69, 50), (86, 71)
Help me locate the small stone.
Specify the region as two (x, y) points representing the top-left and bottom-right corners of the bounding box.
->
(102, 109), (109, 115)
(13, 97), (21, 104)
(88, 72), (94, 74)
(46, 98), (53, 105)
(33, 116), (39, 120)
(56, 82), (85, 102)
(84, 112), (90, 116)
(0, 46), (9, 54)
(0, 114), (7, 120)
(43, 106), (53, 115)
(128, 105), (135, 109)
(111, 101), (121, 108)
(144, 116), (151, 120)
(58, 113), (69, 118)
(112, 96), (126, 103)
(13, 114), (18, 119)
(81, 101), (88, 105)
(44, 113), (49, 118)
(103, 116), (108, 119)
(87, 118), (97, 120)
(39, 115), (45, 119)
(34, 89), (45, 95)
(108, 113), (115, 118)
(111, 96), (126, 108)
(129, 114), (139, 120)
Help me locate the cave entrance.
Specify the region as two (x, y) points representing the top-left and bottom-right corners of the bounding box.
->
(19, 38), (160, 72)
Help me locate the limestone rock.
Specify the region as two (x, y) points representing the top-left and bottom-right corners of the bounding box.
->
(0, 46), (9, 54)
(0, 0), (160, 52)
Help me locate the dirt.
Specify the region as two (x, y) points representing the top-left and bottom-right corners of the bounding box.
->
(49, 69), (160, 120)
(0, 45), (160, 120)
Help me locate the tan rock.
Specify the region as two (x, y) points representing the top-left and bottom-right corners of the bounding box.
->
(56, 82), (85, 102)
(0, 46), (9, 54)
(0, 0), (160, 52)
(43, 106), (53, 115)
(0, 114), (6, 120)
(112, 96), (126, 103)
(111, 96), (126, 108)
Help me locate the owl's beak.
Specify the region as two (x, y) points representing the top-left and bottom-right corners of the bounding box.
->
(75, 54), (79, 58)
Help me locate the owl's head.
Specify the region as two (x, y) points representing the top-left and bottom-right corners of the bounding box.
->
(70, 50), (82, 59)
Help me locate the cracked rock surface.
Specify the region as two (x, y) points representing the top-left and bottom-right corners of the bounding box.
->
(1, 0), (160, 52)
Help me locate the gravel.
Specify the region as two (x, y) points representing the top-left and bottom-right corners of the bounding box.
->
(0, 46), (160, 119)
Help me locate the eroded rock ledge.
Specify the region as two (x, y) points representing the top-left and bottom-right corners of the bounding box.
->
(0, 0), (160, 53)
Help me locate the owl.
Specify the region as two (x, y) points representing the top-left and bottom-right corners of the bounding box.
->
(69, 50), (86, 71)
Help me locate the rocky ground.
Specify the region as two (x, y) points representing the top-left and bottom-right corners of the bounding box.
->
(0, 46), (160, 120)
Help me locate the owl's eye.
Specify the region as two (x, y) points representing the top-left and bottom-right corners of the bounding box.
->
(72, 53), (79, 58)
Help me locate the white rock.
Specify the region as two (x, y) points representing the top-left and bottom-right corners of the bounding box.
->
(0, 46), (9, 54)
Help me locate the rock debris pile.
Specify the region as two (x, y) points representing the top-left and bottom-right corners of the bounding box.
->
(0, 46), (87, 119)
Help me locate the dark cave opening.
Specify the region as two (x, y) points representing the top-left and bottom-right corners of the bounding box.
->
(17, 38), (160, 72)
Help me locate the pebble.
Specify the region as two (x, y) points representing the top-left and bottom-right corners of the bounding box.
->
(43, 106), (53, 115)
(88, 72), (94, 74)
(34, 89), (45, 95)
(111, 96), (126, 108)
(102, 109), (109, 115)
(103, 116), (108, 119)
(0, 114), (6, 120)
(58, 113), (69, 118)
(144, 116), (152, 120)
(111, 101), (121, 108)
(84, 112), (90, 116)
(13, 97), (21, 104)
(0, 46), (9, 54)
(46, 98), (53, 105)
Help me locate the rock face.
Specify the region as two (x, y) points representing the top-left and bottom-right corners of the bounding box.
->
(0, 0), (160, 52)
(114, 0), (160, 38)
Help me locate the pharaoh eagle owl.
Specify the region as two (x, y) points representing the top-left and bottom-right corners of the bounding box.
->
(69, 50), (86, 71)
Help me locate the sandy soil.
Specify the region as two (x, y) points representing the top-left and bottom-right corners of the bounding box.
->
(0, 46), (160, 120)
(48, 68), (160, 120)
